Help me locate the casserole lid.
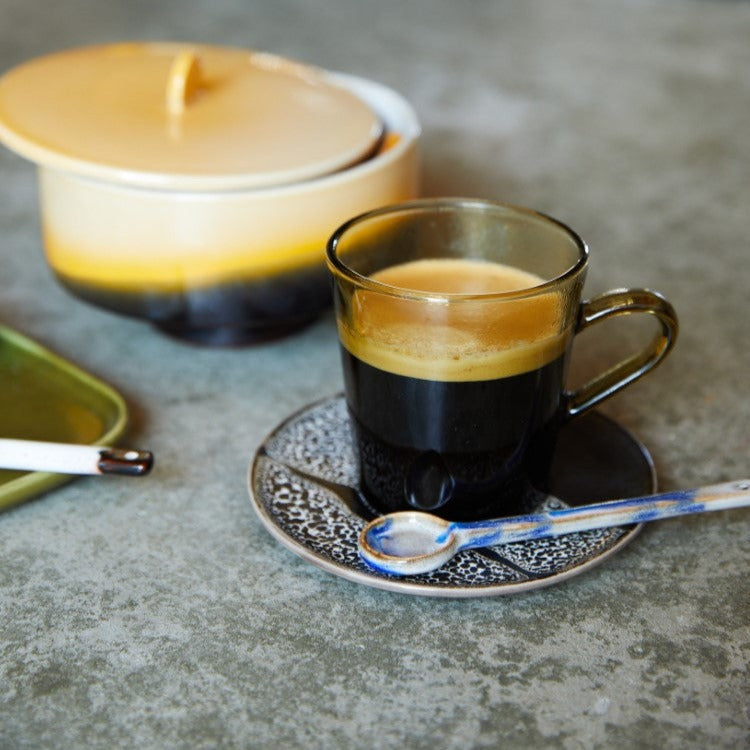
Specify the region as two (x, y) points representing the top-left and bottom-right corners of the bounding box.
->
(0, 43), (383, 191)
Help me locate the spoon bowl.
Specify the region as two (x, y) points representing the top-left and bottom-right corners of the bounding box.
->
(359, 511), (459, 575)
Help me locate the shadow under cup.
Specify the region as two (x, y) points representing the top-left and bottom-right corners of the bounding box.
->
(326, 199), (678, 521)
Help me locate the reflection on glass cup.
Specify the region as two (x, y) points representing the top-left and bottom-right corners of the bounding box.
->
(326, 199), (678, 521)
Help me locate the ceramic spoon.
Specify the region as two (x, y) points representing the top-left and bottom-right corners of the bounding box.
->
(0, 438), (153, 476)
(359, 480), (750, 576)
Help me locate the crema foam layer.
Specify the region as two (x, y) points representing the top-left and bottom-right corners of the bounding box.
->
(340, 258), (569, 381)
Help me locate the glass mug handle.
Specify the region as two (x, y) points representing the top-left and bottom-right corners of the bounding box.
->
(564, 289), (678, 419)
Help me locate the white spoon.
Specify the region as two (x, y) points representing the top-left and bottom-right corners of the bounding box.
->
(0, 438), (153, 476)
(359, 480), (750, 576)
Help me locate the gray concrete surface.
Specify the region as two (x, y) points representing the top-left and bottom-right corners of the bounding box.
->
(0, 1), (748, 748)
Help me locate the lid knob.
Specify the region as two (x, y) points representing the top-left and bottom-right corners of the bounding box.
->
(165, 50), (203, 115)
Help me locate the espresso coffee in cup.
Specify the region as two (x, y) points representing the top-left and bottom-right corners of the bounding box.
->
(327, 199), (678, 521)
(340, 258), (569, 519)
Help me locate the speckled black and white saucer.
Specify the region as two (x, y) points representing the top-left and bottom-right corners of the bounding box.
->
(249, 395), (656, 597)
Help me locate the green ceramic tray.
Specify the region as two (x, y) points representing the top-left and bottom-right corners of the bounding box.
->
(0, 325), (128, 510)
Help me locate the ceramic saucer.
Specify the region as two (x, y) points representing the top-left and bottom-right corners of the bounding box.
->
(248, 395), (655, 597)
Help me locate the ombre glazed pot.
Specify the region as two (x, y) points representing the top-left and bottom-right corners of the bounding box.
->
(0, 43), (420, 344)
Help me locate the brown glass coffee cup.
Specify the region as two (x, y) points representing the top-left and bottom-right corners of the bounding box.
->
(326, 199), (678, 521)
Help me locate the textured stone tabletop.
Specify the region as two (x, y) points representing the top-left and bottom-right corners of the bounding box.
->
(0, 1), (748, 748)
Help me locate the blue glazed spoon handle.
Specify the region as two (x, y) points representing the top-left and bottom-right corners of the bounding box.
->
(454, 480), (750, 549)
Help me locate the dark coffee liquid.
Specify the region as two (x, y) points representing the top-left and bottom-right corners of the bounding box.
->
(342, 351), (566, 520)
(338, 257), (571, 520)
